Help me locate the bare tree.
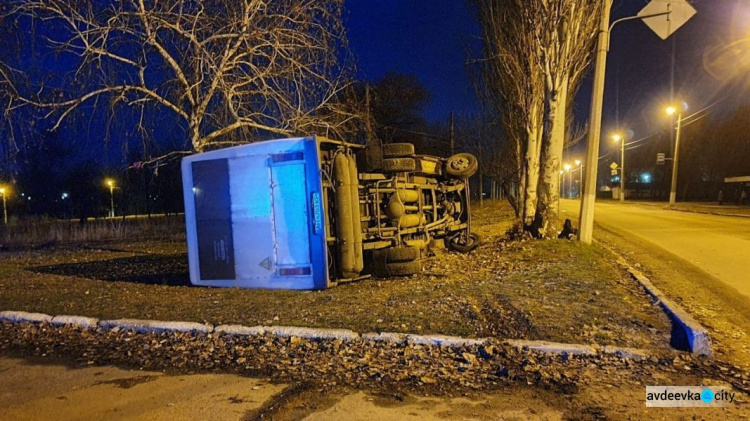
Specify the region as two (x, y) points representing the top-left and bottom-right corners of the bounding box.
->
(475, 0), (545, 228)
(0, 0), (357, 155)
(536, 0), (599, 234)
(456, 112), (521, 216)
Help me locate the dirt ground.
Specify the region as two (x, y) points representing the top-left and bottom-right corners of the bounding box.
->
(0, 201), (670, 349)
(1, 355), (748, 421)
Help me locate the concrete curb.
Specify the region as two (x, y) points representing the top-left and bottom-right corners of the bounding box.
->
(595, 240), (714, 357)
(0, 311), (53, 324)
(0, 310), (652, 360)
(98, 319), (213, 334)
(268, 326), (360, 342)
(51, 315), (99, 329)
(666, 207), (750, 219)
(406, 334), (486, 347)
(618, 261), (713, 357)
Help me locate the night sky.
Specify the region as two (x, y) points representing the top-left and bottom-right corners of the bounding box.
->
(5, 0), (749, 168)
(345, 0), (750, 158)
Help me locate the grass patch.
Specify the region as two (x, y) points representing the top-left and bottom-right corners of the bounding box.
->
(0, 202), (671, 350)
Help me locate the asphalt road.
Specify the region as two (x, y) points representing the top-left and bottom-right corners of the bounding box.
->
(560, 199), (750, 299)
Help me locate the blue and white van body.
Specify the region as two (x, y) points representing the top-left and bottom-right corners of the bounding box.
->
(181, 136), (328, 289)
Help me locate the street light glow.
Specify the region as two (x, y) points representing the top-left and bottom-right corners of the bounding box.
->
(0, 187), (5, 195)
(612, 134), (622, 142)
(106, 179), (114, 187)
(666, 106), (677, 116)
(574, 159), (582, 166)
(563, 163), (572, 172)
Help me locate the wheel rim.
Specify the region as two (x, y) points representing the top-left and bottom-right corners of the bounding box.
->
(449, 157), (470, 171)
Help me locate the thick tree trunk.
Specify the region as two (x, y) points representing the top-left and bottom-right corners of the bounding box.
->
(538, 77), (568, 236)
(522, 103), (543, 227)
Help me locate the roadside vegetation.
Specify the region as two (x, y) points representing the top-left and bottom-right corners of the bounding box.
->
(0, 215), (185, 250)
(0, 201), (671, 350)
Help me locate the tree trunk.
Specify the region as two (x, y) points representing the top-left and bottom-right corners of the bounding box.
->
(479, 173), (484, 207)
(522, 104), (543, 227)
(538, 77), (568, 236)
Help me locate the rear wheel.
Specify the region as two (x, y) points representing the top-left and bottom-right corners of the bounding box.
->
(384, 260), (421, 276)
(386, 246), (420, 262)
(383, 157), (416, 172)
(447, 232), (480, 253)
(383, 143), (415, 158)
(445, 153), (478, 178)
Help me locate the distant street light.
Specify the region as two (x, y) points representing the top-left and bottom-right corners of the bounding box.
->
(666, 106), (684, 205)
(612, 133), (625, 202)
(0, 187), (7, 224)
(106, 179), (115, 218)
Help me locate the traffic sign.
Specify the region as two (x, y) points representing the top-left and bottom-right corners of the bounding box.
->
(610, 162), (619, 170)
(657, 153), (666, 165)
(639, 0), (696, 40)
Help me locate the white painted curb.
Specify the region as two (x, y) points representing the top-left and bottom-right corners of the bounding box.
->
(98, 319), (213, 334)
(505, 340), (596, 356)
(361, 332), (407, 343)
(214, 324), (267, 336)
(51, 315), (99, 329)
(0, 311), (53, 324)
(268, 326), (359, 341)
(406, 334), (486, 347)
(0, 310), (652, 360)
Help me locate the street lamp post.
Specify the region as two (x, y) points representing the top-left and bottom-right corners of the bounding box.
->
(578, 5), (674, 244)
(666, 106), (683, 205)
(613, 134), (625, 202)
(578, 0), (612, 244)
(106, 179), (115, 218)
(0, 187), (6, 225)
(563, 163), (572, 198)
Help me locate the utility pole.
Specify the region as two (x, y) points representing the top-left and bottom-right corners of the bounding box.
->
(669, 111), (683, 205)
(578, 0), (612, 244)
(449, 112), (455, 156)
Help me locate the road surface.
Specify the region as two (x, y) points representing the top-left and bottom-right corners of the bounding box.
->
(560, 199), (750, 299)
(0, 356), (571, 421)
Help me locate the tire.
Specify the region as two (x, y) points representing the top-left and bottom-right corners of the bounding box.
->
(360, 139), (383, 172)
(386, 246), (419, 262)
(383, 143), (415, 158)
(447, 232), (481, 253)
(445, 153), (478, 178)
(383, 157), (416, 172)
(385, 260), (421, 276)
